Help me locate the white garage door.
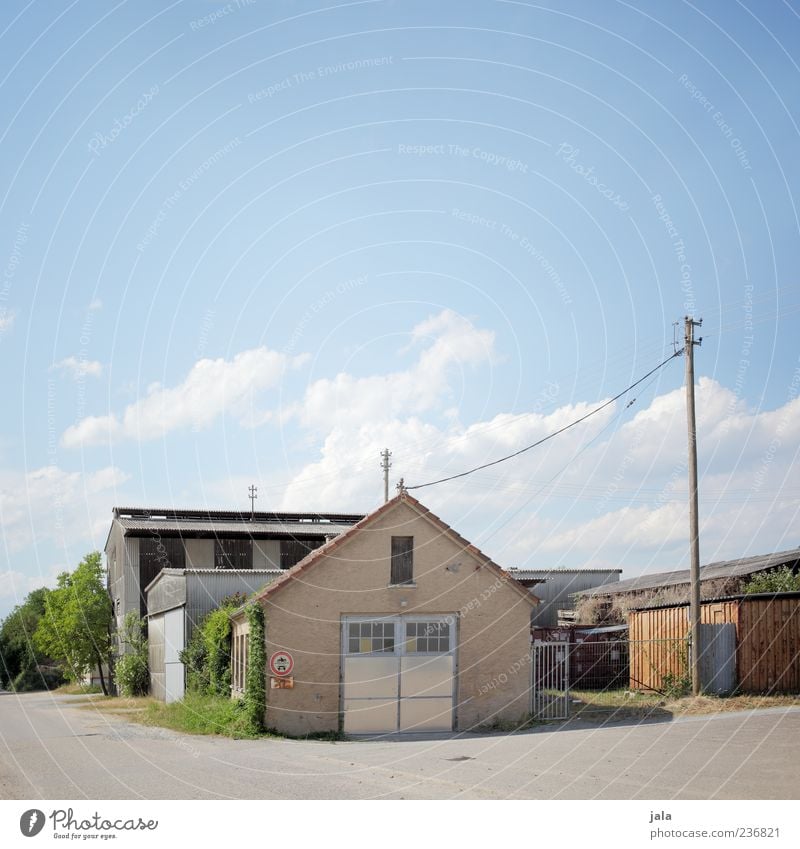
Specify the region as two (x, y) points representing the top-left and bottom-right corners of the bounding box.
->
(342, 615), (456, 734)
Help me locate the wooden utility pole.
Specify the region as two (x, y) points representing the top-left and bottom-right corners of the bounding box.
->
(380, 449), (392, 503)
(684, 316), (703, 695)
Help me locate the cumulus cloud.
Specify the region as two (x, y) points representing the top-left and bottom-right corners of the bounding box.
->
(0, 308), (15, 336)
(61, 346), (308, 447)
(286, 309), (495, 433)
(273, 312), (800, 577)
(0, 464), (129, 555)
(52, 356), (103, 380)
(0, 568), (62, 604)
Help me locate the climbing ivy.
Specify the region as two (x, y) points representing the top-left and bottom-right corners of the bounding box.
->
(244, 602), (266, 733)
(180, 593), (246, 696)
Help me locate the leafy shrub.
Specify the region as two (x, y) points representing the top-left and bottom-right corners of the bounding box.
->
(180, 595), (244, 697)
(181, 626), (209, 694)
(744, 567), (800, 594)
(113, 612), (149, 697)
(11, 665), (64, 692)
(203, 608), (233, 696)
(115, 652), (149, 697)
(661, 670), (691, 699)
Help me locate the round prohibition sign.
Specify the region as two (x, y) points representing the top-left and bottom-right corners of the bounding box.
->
(269, 651), (294, 677)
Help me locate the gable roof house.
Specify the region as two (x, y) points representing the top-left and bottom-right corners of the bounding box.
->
(104, 506), (364, 666)
(230, 493), (538, 736)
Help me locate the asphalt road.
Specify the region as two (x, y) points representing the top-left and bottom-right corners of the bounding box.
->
(1, 691), (798, 799)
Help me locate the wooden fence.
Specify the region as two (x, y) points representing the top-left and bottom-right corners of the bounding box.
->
(628, 592), (800, 694)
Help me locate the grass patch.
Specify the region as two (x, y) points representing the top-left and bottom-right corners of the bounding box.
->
(137, 693), (269, 739)
(569, 689), (800, 723)
(84, 693), (272, 739)
(55, 682), (104, 696)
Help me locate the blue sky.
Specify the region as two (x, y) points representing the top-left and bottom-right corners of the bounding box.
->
(1, 0), (799, 617)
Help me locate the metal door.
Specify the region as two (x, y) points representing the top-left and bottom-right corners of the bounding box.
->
(531, 641), (570, 720)
(342, 615), (455, 734)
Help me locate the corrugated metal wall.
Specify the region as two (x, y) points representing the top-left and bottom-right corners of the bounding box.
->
(184, 570), (279, 640)
(147, 570), (187, 616)
(529, 571), (621, 626)
(148, 614), (166, 701)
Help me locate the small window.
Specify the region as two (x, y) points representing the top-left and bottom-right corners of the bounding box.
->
(390, 536), (414, 585)
(347, 621), (395, 654)
(406, 621), (450, 654)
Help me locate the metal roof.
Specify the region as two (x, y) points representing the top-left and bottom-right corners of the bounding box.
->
(582, 547), (800, 597)
(144, 567), (283, 595)
(113, 506), (364, 523)
(630, 589), (800, 612)
(507, 568), (623, 578)
(114, 517), (358, 538)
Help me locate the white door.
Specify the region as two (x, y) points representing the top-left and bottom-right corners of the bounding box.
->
(342, 615), (456, 734)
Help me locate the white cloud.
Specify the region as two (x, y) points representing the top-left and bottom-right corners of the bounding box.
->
(0, 308), (15, 336)
(286, 309), (495, 433)
(0, 464), (129, 551)
(88, 298), (102, 311)
(0, 567), (62, 604)
(61, 346), (308, 447)
(52, 356), (103, 380)
(273, 312), (800, 577)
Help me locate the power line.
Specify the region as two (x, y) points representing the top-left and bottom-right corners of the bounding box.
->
(406, 349), (684, 492)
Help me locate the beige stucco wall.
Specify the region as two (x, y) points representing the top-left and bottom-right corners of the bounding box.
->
(238, 500), (535, 736)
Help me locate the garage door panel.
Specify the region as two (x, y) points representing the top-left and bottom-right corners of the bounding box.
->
(399, 698), (453, 732)
(400, 656), (453, 698)
(343, 657), (399, 699)
(343, 699), (398, 734)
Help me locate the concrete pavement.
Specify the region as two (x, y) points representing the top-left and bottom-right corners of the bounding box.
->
(1, 691), (798, 799)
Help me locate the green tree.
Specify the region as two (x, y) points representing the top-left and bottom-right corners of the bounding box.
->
(744, 567), (800, 594)
(33, 552), (112, 694)
(113, 612), (149, 697)
(0, 588), (64, 691)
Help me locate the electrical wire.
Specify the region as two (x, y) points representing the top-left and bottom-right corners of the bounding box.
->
(406, 349), (685, 491)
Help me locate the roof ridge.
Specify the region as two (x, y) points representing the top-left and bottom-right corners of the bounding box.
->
(249, 493), (537, 606)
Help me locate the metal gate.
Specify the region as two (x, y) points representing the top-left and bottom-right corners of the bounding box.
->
(531, 641), (569, 719)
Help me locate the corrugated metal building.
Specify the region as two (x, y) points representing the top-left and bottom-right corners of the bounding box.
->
(104, 505), (364, 667)
(579, 547), (800, 612)
(507, 568), (622, 626)
(145, 568), (281, 702)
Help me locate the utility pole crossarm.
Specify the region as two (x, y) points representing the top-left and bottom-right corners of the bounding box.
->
(248, 484), (258, 521)
(380, 449), (393, 503)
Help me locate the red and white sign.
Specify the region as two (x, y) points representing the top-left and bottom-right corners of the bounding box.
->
(269, 651), (294, 677)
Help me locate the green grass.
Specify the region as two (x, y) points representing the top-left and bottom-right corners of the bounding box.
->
(55, 682), (104, 695)
(130, 693), (268, 739)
